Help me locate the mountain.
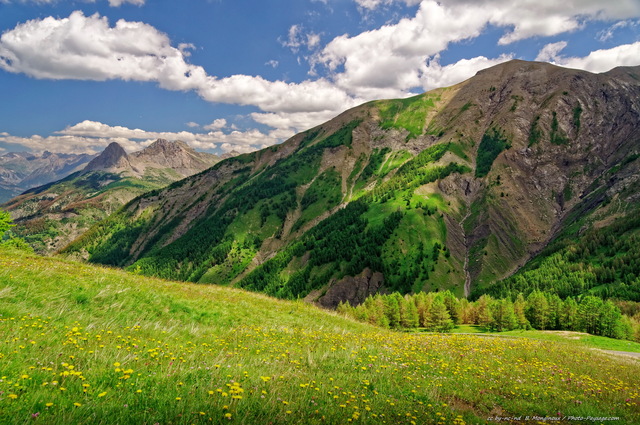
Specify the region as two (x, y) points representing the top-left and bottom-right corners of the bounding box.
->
(2, 139), (221, 253)
(0, 151), (95, 203)
(62, 60), (640, 306)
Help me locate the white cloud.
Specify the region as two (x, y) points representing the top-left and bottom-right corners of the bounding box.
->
(280, 24), (322, 53)
(2, 4), (640, 147)
(316, 1), (490, 97)
(0, 120), (283, 155)
(538, 41), (640, 73)
(315, 0), (640, 98)
(355, 0), (421, 11)
(420, 54), (514, 90)
(251, 110), (339, 135)
(203, 118), (227, 131)
(535, 41), (569, 62)
(108, 0), (145, 6)
(265, 60), (279, 68)
(597, 19), (640, 42)
(185, 122), (200, 128)
(0, 12), (358, 135)
(444, 0), (640, 45)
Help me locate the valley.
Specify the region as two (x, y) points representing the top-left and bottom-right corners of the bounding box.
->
(2, 140), (220, 254)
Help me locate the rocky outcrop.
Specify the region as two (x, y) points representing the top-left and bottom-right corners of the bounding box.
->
(317, 269), (385, 308)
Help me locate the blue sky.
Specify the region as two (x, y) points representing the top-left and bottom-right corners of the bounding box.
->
(1, 0), (639, 155)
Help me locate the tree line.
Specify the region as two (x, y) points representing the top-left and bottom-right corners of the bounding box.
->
(337, 289), (639, 341)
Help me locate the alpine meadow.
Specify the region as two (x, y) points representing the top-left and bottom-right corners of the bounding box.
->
(2, 1), (640, 423)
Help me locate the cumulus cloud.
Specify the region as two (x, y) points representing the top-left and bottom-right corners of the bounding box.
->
(537, 41), (640, 73)
(203, 118), (227, 131)
(0, 12), (358, 135)
(2, 4), (640, 146)
(445, 0), (640, 45)
(355, 0), (421, 11)
(420, 54), (514, 90)
(316, 1), (490, 97)
(0, 120), (282, 155)
(185, 122), (200, 128)
(314, 0), (640, 98)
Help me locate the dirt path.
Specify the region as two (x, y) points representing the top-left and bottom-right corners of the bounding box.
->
(599, 350), (640, 359)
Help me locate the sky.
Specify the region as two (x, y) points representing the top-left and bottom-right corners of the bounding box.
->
(0, 0), (639, 156)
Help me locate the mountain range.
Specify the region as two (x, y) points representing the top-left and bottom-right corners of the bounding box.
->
(0, 150), (96, 203)
(12, 60), (640, 306)
(2, 139), (220, 253)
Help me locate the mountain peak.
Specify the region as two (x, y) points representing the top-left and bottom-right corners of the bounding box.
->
(130, 139), (218, 175)
(138, 139), (192, 157)
(84, 142), (130, 172)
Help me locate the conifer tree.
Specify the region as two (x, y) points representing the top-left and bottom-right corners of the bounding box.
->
(475, 295), (493, 329)
(513, 293), (530, 329)
(429, 298), (454, 332)
(490, 298), (517, 332)
(0, 209), (13, 239)
(402, 295), (420, 328)
(384, 295), (401, 329)
(560, 297), (578, 331)
(526, 290), (549, 330)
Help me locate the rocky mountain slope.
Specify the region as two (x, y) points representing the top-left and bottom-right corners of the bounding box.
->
(3, 139), (220, 253)
(62, 60), (640, 306)
(0, 151), (95, 203)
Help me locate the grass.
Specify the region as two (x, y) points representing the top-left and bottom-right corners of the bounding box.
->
(1, 247), (640, 424)
(498, 330), (640, 353)
(450, 326), (640, 352)
(378, 94), (438, 139)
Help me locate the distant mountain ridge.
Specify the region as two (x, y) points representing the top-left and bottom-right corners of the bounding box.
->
(0, 151), (96, 203)
(56, 60), (640, 306)
(2, 139), (221, 253)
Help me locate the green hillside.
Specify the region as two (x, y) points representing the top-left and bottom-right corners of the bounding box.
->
(60, 61), (640, 308)
(1, 246), (640, 424)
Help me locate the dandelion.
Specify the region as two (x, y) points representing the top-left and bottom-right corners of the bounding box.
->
(8, 394), (18, 400)
(45, 403), (53, 407)
(74, 402), (82, 407)
(98, 392), (107, 397)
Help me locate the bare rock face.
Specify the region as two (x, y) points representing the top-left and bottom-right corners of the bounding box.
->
(84, 142), (131, 172)
(130, 139), (219, 176)
(317, 268), (384, 308)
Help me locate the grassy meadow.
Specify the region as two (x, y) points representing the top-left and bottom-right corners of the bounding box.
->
(1, 247), (640, 424)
